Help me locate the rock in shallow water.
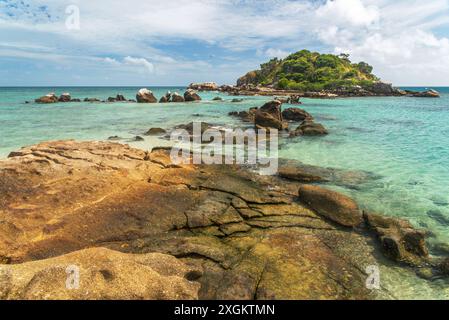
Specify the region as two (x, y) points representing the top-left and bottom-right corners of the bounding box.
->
(136, 88), (157, 103)
(298, 185), (363, 227)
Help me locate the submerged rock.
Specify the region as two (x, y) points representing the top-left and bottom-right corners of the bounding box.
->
(145, 128), (167, 136)
(282, 107), (313, 122)
(184, 89), (202, 102)
(212, 97), (223, 101)
(35, 93), (58, 104)
(136, 88), (157, 103)
(298, 185), (363, 227)
(364, 212), (429, 266)
(0, 248), (200, 300)
(290, 120), (328, 136)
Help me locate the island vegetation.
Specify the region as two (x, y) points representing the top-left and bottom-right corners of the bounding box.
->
(237, 49), (379, 92)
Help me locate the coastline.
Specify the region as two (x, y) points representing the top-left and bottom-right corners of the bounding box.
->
(1, 90), (448, 299)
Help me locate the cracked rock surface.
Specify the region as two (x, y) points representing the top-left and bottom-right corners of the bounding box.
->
(0, 140), (415, 299)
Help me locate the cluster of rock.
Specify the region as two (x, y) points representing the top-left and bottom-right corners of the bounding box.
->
(33, 88), (204, 105)
(189, 79), (441, 100)
(229, 99), (328, 136)
(0, 140), (446, 299)
(135, 88), (202, 104)
(34, 93), (80, 104)
(34, 93), (135, 104)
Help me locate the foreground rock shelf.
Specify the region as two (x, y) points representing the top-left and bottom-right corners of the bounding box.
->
(0, 140), (445, 300)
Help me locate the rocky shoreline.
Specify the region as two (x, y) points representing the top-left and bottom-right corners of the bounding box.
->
(188, 82), (441, 99)
(6, 87), (448, 300)
(0, 138), (448, 300)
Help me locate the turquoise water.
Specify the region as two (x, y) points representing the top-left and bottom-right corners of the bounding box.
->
(1, 86), (448, 249)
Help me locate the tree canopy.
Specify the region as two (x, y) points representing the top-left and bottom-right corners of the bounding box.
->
(237, 50), (378, 91)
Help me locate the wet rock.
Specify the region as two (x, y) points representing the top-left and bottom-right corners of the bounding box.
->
(231, 98), (243, 103)
(58, 93), (71, 102)
(282, 108), (313, 122)
(134, 136), (144, 141)
(255, 111), (288, 130)
(0, 248), (200, 300)
(145, 128), (166, 136)
(136, 88), (157, 103)
(176, 122), (212, 135)
(71, 99), (81, 102)
(228, 108), (257, 123)
(107, 136), (121, 141)
(278, 166), (325, 183)
(290, 120), (328, 136)
(116, 94), (126, 102)
(84, 98), (101, 102)
(411, 89), (440, 98)
(184, 89), (202, 102)
(212, 97), (223, 101)
(298, 185), (363, 227)
(107, 97), (116, 102)
(259, 100), (283, 121)
(171, 92), (185, 103)
(364, 212), (429, 266)
(35, 93), (58, 104)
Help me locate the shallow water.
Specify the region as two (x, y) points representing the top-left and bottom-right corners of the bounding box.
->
(1, 86), (448, 298)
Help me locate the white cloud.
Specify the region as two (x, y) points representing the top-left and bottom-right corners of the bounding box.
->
(123, 56), (154, 73)
(264, 48), (290, 59)
(1, 0), (449, 85)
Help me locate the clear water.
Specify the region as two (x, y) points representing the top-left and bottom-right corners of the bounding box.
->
(0, 86), (448, 298)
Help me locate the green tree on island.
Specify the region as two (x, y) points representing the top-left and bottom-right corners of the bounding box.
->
(237, 50), (379, 91)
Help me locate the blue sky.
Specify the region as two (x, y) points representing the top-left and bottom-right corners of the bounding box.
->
(1, 0), (449, 86)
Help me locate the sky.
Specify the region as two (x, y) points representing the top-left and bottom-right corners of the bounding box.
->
(1, 0), (449, 86)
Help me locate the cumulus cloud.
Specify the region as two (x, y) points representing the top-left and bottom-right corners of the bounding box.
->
(123, 56), (154, 73)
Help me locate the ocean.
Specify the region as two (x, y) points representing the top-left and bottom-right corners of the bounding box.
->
(1, 86), (449, 298)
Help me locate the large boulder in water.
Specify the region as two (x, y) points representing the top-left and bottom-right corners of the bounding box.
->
(171, 92), (185, 103)
(35, 93), (58, 104)
(184, 89), (201, 102)
(365, 81), (395, 95)
(136, 88), (157, 103)
(259, 100), (283, 122)
(298, 185), (363, 228)
(282, 107), (313, 122)
(58, 93), (71, 102)
(255, 111), (287, 130)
